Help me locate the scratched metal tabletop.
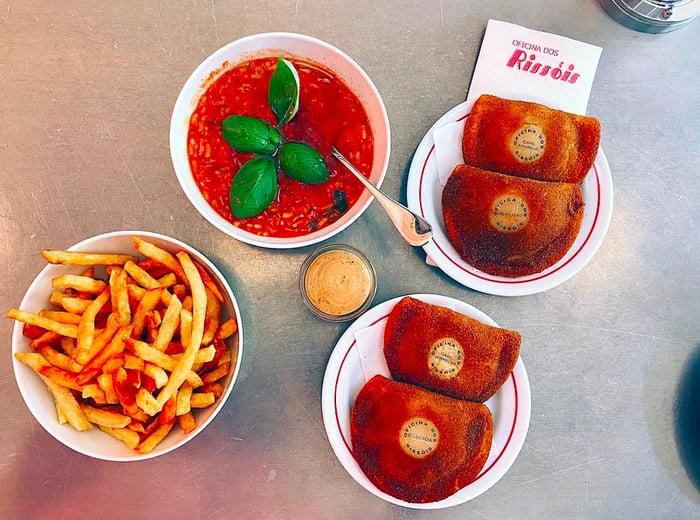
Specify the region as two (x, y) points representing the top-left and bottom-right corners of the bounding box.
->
(1, 1), (699, 518)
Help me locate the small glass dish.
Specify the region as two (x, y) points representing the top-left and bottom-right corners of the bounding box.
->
(299, 244), (377, 322)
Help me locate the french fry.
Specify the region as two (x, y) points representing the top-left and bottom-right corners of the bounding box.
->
(195, 345), (216, 364)
(125, 338), (202, 387)
(126, 421), (146, 434)
(199, 382), (225, 400)
(201, 362), (230, 385)
(219, 346), (233, 366)
(199, 338), (226, 373)
(36, 344), (83, 373)
(174, 344), (216, 367)
(135, 388), (162, 416)
(145, 311), (162, 343)
(176, 382), (193, 416)
(113, 368), (150, 423)
(41, 375), (92, 431)
(125, 338), (173, 369)
(7, 309), (78, 338)
(137, 258), (171, 278)
(202, 286), (221, 346)
(156, 272), (177, 288)
(160, 396), (177, 425)
(82, 384), (107, 405)
(189, 392), (215, 408)
(152, 293), (181, 352)
(180, 308), (193, 349)
(216, 317), (238, 339)
(177, 412), (197, 434)
(193, 260), (224, 303)
(124, 260), (161, 289)
(75, 287), (111, 365)
(132, 237), (187, 283)
(29, 331), (62, 349)
(97, 372), (120, 404)
(39, 366), (83, 391)
(38, 310), (82, 325)
(58, 297), (93, 315)
(134, 422), (173, 454)
(172, 284), (187, 301)
(130, 288), (162, 339)
(124, 352), (146, 371)
(127, 284), (146, 304)
(80, 404), (131, 428)
(156, 252), (206, 407)
(23, 323), (48, 339)
(51, 274), (107, 294)
(98, 425), (140, 449)
(77, 326), (131, 385)
(42, 249), (135, 266)
(15, 352), (82, 390)
(109, 268), (131, 326)
(61, 336), (76, 358)
(54, 395), (68, 425)
(80, 312), (120, 366)
(143, 363), (168, 389)
(101, 354), (125, 374)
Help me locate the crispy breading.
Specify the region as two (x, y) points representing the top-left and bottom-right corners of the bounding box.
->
(351, 375), (493, 503)
(384, 297), (521, 402)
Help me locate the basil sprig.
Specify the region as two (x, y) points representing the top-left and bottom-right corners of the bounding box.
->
(268, 58), (300, 126)
(222, 115), (281, 155)
(279, 142), (329, 184)
(229, 156), (277, 218)
(221, 57), (333, 219)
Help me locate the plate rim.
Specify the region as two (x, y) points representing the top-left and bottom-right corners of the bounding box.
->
(321, 293), (531, 509)
(406, 99), (614, 296)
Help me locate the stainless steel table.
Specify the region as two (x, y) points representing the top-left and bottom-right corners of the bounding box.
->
(2, 2), (699, 518)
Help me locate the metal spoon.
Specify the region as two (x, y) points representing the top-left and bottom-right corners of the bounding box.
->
(331, 146), (432, 247)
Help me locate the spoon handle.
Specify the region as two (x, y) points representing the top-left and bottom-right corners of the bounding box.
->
(331, 147), (432, 247)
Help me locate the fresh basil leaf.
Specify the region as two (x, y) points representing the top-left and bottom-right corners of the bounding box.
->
(268, 57), (300, 126)
(278, 142), (330, 184)
(222, 115), (282, 154)
(229, 156), (278, 218)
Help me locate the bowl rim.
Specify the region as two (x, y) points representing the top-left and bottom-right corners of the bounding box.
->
(10, 230), (243, 461)
(169, 31), (391, 249)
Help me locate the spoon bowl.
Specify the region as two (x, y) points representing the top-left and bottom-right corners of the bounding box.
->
(332, 147), (432, 247)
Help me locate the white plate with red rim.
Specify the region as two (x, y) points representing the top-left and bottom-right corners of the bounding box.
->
(320, 293), (531, 509)
(406, 98), (614, 296)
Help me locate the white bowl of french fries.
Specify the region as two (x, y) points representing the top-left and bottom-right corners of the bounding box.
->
(8, 231), (242, 461)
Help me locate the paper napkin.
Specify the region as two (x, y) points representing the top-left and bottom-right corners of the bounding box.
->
(466, 19), (602, 115)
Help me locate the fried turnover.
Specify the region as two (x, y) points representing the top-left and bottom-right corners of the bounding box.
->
(384, 297), (521, 402)
(442, 164), (584, 277)
(462, 94), (601, 184)
(351, 375), (493, 503)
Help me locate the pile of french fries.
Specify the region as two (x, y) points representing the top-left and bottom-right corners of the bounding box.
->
(7, 237), (238, 454)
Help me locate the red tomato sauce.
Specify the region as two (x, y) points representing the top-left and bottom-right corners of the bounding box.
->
(187, 56), (374, 238)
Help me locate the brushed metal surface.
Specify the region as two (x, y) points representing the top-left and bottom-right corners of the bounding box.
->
(1, 1), (699, 519)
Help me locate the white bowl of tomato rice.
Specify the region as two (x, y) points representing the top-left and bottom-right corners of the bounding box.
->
(169, 32), (391, 249)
